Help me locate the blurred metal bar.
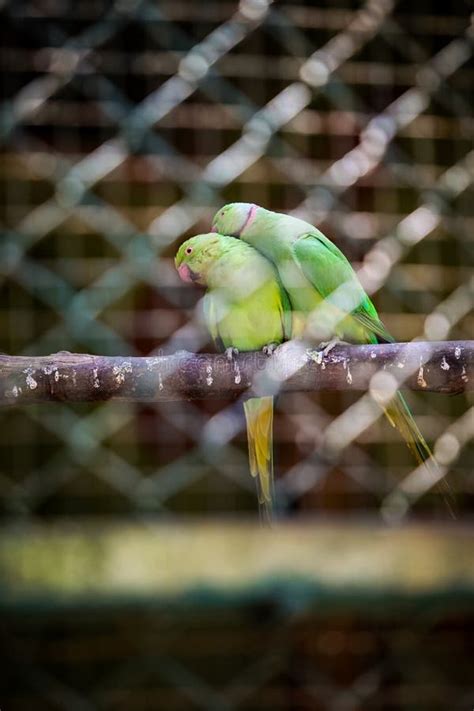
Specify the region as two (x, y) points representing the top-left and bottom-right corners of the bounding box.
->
(0, 341), (472, 405)
(0, 520), (473, 608)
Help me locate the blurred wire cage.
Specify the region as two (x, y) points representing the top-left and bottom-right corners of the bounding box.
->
(0, 0), (473, 709)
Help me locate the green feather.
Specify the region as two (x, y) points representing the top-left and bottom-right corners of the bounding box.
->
(212, 205), (452, 513)
(176, 232), (292, 520)
(293, 232), (392, 344)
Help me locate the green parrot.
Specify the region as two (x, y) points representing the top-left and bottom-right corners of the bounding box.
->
(212, 203), (443, 485)
(175, 232), (292, 520)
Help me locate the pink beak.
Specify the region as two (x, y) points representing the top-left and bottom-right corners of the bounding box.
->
(178, 263), (195, 283)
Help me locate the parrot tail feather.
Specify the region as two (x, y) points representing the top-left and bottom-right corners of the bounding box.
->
(384, 392), (456, 516)
(243, 396), (275, 524)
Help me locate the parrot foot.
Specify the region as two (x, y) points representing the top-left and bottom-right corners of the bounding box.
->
(225, 347), (239, 362)
(306, 338), (349, 364)
(317, 337), (349, 357)
(306, 348), (324, 365)
(262, 343), (278, 356)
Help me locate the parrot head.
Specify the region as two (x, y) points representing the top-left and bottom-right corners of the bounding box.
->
(212, 203), (258, 237)
(175, 233), (225, 285)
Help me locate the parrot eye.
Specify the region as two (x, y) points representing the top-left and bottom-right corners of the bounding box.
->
(185, 246), (193, 255)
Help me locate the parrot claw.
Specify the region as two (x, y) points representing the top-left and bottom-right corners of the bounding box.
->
(262, 343), (278, 356)
(317, 337), (349, 357)
(225, 346), (239, 362)
(306, 338), (349, 364)
(306, 348), (324, 365)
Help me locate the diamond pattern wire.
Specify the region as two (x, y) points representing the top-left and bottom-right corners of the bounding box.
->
(1, 0), (471, 518)
(0, 0), (473, 708)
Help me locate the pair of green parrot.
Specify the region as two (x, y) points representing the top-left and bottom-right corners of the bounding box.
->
(175, 203), (440, 519)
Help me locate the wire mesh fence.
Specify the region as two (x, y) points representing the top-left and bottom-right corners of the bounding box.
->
(1, 0), (472, 520)
(0, 0), (473, 708)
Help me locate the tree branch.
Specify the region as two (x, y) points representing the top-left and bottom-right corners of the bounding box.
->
(0, 341), (471, 405)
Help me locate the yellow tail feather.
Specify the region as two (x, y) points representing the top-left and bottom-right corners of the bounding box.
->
(384, 392), (455, 516)
(243, 396), (274, 523)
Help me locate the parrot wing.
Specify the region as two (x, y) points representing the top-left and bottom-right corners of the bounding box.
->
(293, 231), (393, 344)
(292, 233), (454, 514)
(200, 241), (292, 522)
(202, 292), (225, 351)
(203, 293), (278, 522)
(278, 277), (293, 341)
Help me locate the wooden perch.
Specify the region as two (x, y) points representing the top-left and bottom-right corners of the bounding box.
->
(0, 341), (471, 405)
